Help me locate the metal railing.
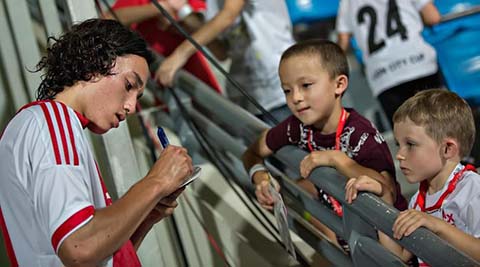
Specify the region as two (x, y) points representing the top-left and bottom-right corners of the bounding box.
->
(168, 67), (480, 267)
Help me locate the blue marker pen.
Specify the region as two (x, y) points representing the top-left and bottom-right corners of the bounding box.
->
(157, 127), (170, 149)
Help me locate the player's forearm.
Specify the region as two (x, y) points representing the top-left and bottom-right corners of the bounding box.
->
(130, 220), (154, 250)
(58, 179), (164, 266)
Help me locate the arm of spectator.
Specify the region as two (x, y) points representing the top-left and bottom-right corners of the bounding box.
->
(344, 176), (413, 262)
(300, 150), (397, 203)
(242, 129), (278, 210)
(337, 33), (352, 52)
(420, 2), (441, 26)
(57, 146), (192, 266)
(155, 0), (244, 87)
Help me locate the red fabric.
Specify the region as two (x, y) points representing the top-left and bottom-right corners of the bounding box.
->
(113, 240), (141, 267)
(113, 0), (222, 93)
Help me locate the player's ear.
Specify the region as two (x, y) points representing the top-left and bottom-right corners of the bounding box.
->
(442, 137), (460, 159)
(334, 74), (348, 96)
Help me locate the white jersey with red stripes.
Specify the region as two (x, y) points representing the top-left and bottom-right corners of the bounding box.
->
(0, 100), (114, 266)
(408, 163), (480, 266)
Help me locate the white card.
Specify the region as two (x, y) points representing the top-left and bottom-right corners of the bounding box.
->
(180, 166), (201, 187)
(269, 179), (296, 260)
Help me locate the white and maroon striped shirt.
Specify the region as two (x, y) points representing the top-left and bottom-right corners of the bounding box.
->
(0, 100), (139, 267)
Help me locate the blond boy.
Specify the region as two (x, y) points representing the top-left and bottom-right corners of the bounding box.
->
(346, 89), (480, 264)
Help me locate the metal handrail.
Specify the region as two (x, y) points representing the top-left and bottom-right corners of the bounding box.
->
(170, 68), (480, 267)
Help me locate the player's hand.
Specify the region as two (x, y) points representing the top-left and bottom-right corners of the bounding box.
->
(155, 52), (188, 88)
(145, 187), (185, 225)
(345, 175), (383, 204)
(392, 209), (442, 239)
(146, 145), (193, 196)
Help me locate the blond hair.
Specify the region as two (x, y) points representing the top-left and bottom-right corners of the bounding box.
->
(393, 89), (475, 157)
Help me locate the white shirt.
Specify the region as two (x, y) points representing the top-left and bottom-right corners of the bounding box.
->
(336, 0), (438, 96)
(206, 0), (294, 113)
(0, 101), (113, 267)
(409, 164), (480, 266)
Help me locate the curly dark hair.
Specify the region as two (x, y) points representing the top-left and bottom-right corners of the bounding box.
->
(35, 18), (154, 100)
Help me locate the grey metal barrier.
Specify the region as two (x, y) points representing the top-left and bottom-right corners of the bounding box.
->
(168, 68), (480, 267)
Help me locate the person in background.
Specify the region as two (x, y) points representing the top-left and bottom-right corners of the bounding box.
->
(156, 0), (295, 124)
(0, 19), (193, 266)
(336, 0), (442, 127)
(345, 89), (480, 265)
(243, 39), (407, 252)
(110, 0), (223, 93)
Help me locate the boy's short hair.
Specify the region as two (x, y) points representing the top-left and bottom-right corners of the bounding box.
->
(280, 39), (349, 79)
(35, 18), (153, 100)
(393, 89), (476, 157)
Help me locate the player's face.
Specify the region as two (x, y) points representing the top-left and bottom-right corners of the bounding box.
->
(394, 118), (444, 184)
(84, 55), (149, 134)
(279, 55), (339, 128)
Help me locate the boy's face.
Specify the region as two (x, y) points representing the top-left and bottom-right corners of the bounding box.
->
(394, 118), (444, 184)
(279, 55), (339, 128)
(82, 55), (149, 134)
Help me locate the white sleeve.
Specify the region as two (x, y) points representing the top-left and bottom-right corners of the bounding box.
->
(336, 0), (353, 33)
(412, 0), (433, 11)
(35, 165), (94, 252)
(464, 188), (480, 238)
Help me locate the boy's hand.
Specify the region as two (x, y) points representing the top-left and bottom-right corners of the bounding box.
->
(345, 175), (383, 204)
(393, 209), (443, 240)
(253, 171), (279, 210)
(300, 150), (338, 178)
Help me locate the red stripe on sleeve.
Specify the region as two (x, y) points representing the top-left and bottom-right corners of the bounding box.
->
(40, 103), (62, 165)
(0, 208), (19, 267)
(61, 103), (79, 166)
(51, 102), (70, 164)
(51, 206), (94, 252)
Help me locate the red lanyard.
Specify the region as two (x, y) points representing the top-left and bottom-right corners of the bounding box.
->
(306, 108), (347, 217)
(307, 108), (347, 152)
(414, 164), (476, 212)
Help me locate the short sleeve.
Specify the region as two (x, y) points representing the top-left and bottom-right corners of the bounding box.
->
(336, 0), (353, 33)
(465, 194), (480, 238)
(35, 165), (94, 252)
(411, 0), (432, 11)
(266, 116), (299, 152)
(459, 174), (480, 238)
(355, 132), (395, 177)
